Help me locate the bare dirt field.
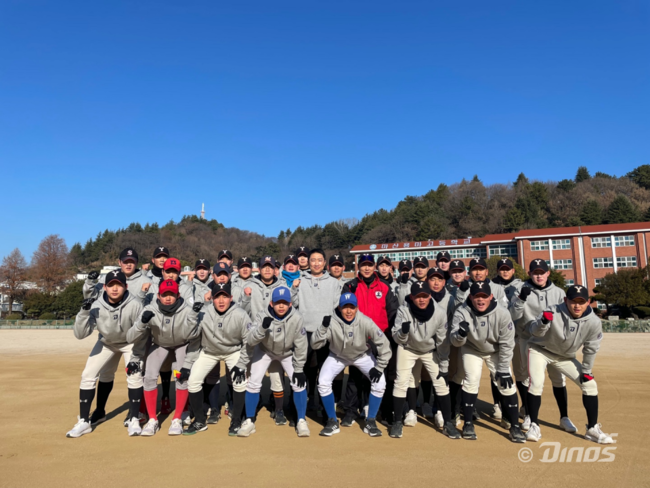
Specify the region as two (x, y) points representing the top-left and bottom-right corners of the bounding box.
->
(0, 331), (648, 488)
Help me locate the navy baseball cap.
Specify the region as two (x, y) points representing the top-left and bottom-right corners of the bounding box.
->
(339, 292), (358, 308)
(218, 249), (233, 260)
(398, 259), (413, 271)
(529, 259), (549, 273)
(260, 256), (277, 268)
(284, 254), (299, 265)
(567, 284), (589, 301)
(436, 251), (451, 262)
(295, 246), (310, 257)
(470, 281), (492, 297)
(213, 262), (232, 275)
(119, 247), (138, 263)
(194, 259), (211, 270)
(271, 286), (292, 303)
(376, 255), (392, 267)
(359, 254), (375, 265)
(329, 254), (345, 266)
(153, 246), (170, 258)
(209, 282), (232, 297)
(237, 256), (252, 268)
(410, 281), (432, 297)
(497, 258), (514, 270)
(427, 267), (445, 279)
(413, 256), (429, 267)
(105, 269), (127, 286)
(469, 258), (488, 270)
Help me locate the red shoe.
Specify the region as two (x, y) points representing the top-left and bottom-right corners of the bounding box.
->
(161, 397), (172, 415)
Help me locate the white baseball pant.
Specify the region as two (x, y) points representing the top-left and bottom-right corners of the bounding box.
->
(528, 345), (598, 396)
(460, 346), (517, 396)
(80, 340), (143, 390)
(394, 347), (448, 398)
(318, 353), (386, 398)
(144, 344), (188, 391)
(247, 347), (305, 394)
(517, 337), (565, 388)
(188, 349), (247, 393)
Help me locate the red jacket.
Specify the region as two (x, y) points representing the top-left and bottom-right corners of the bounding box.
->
(343, 273), (399, 332)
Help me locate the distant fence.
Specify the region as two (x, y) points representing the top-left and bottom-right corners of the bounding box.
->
(601, 320), (650, 333)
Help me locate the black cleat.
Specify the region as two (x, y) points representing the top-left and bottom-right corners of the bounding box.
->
(389, 421), (404, 438)
(462, 422), (477, 440)
(228, 420), (241, 436)
(207, 409), (221, 425)
(443, 421), (462, 439)
(184, 421), (208, 435)
(509, 424), (526, 443)
(364, 418), (383, 437)
(341, 412), (356, 427)
(472, 408), (480, 421)
(275, 410), (288, 426)
(319, 418), (340, 437)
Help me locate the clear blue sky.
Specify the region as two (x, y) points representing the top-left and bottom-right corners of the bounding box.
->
(2, 1), (649, 261)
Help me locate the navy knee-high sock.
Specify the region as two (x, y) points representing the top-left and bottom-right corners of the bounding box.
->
(582, 395), (598, 429)
(553, 386), (569, 418)
(95, 381), (114, 413)
(516, 381), (528, 413)
(527, 393), (542, 425)
(461, 391), (478, 425)
(160, 371), (172, 399)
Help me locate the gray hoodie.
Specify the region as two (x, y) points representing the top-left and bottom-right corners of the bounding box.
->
(83, 269), (152, 303)
(293, 271), (343, 333)
(245, 276), (296, 319)
(393, 304), (450, 372)
(509, 280), (566, 339)
(311, 310), (392, 372)
(238, 305), (307, 372)
(492, 277), (524, 304)
(183, 303), (252, 369)
(450, 301), (515, 374)
(397, 276), (422, 306)
(453, 278), (509, 309)
(127, 298), (200, 360)
(190, 276), (213, 306)
(528, 303), (602, 375)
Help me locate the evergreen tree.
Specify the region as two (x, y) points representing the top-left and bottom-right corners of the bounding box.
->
(626, 164), (650, 190)
(575, 166), (591, 183)
(579, 200), (603, 225)
(605, 195), (639, 224)
(557, 179), (576, 192)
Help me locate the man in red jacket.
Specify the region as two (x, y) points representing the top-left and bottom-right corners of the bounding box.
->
(343, 254), (400, 426)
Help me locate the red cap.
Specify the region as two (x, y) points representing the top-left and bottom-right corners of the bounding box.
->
(159, 280), (179, 295)
(163, 257), (181, 272)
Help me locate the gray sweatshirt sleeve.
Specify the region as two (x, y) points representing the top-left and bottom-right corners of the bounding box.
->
(529, 312), (550, 337)
(310, 322), (331, 350)
(183, 330), (203, 369)
(392, 307), (409, 346)
(397, 282), (411, 306)
(73, 307), (97, 340)
(450, 310), (468, 348)
(82, 278), (102, 300)
(247, 316), (271, 347)
(369, 323), (392, 372)
(496, 315), (515, 373)
(291, 317), (308, 373)
(183, 309), (202, 343)
(435, 318), (450, 374)
(581, 321), (603, 375)
(509, 296), (526, 323)
(126, 308), (152, 352)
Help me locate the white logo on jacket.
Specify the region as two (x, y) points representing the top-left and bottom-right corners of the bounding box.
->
(375, 291), (383, 299)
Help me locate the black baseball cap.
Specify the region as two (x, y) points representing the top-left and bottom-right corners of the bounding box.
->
(284, 254), (299, 265)
(427, 267), (445, 279)
(213, 262), (232, 275)
(260, 255), (277, 268)
(497, 258), (514, 270)
(413, 256), (429, 267)
(567, 284), (589, 301)
(105, 269), (127, 286)
(295, 246), (310, 257)
(329, 254), (345, 266)
(237, 256), (252, 268)
(275, 261), (281, 269)
(398, 259), (413, 271)
(470, 281), (492, 297)
(218, 249), (233, 260)
(410, 281), (432, 297)
(529, 259), (549, 273)
(209, 281), (232, 297)
(119, 248), (138, 263)
(194, 259), (211, 270)
(469, 258), (488, 270)
(153, 246), (170, 258)
(449, 260), (465, 272)
(436, 251), (451, 262)
(376, 255), (392, 267)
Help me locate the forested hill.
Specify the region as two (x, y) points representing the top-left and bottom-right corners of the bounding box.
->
(71, 165), (650, 269)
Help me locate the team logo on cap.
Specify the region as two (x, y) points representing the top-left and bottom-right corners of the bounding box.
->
(127, 250), (133, 256)
(158, 247), (165, 252)
(278, 288), (286, 296)
(334, 255), (339, 260)
(453, 260), (461, 266)
(500, 258), (507, 263)
(344, 293), (351, 300)
(535, 259), (542, 265)
(111, 270), (119, 277)
(472, 258), (479, 263)
(265, 257), (271, 262)
(199, 259), (205, 263)
(414, 282), (423, 289)
(242, 257), (248, 261)
(476, 282), (484, 289)
(574, 285), (583, 292)
(170, 259), (177, 265)
(300, 247), (305, 251)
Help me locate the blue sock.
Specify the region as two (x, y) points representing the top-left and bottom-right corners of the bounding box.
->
(245, 392), (259, 419)
(209, 384), (220, 409)
(368, 394), (383, 420)
(321, 392), (337, 420)
(292, 389), (307, 420)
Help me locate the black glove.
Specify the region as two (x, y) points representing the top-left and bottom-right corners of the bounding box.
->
(322, 315), (331, 327)
(368, 367), (382, 384)
(437, 371), (449, 386)
(177, 367), (191, 383)
(580, 373), (594, 384)
(400, 273), (410, 284)
(81, 298), (95, 311)
(192, 302), (203, 313)
(262, 317), (273, 329)
(87, 271), (100, 280)
(495, 372), (513, 389)
(401, 321), (411, 334)
(519, 287), (532, 301)
(141, 311), (155, 324)
(541, 311), (553, 325)
(293, 371), (307, 389)
(458, 321), (470, 337)
(125, 361), (141, 376)
(231, 366), (246, 385)
(346, 281), (358, 294)
(459, 280), (470, 292)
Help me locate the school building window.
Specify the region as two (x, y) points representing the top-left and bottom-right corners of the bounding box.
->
(489, 244), (518, 257)
(565, 279), (574, 286)
(552, 239), (571, 250)
(591, 237), (611, 248)
(614, 235), (635, 247)
(593, 257), (614, 268)
(552, 259), (573, 270)
(595, 279), (602, 287)
(617, 256), (637, 268)
(530, 240), (549, 251)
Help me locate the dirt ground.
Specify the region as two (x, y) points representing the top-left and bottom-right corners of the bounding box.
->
(0, 331), (648, 488)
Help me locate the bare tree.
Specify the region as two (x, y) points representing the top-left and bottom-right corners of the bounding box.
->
(32, 235), (71, 292)
(0, 248), (29, 313)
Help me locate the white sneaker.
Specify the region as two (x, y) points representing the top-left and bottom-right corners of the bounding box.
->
(66, 417), (92, 438)
(454, 413), (461, 428)
(296, 419), (310, 437)
(363, 405), (369, 419)
(434, 410), (444, 429)
(421, 403), (434, 419)
(237, 418), (256, 437)
(560, 417), (577, 433)
(492, 403), (502, 420)
(404, 410), (418, 427)
(141, 418), (159, 437)
(526, 422), (541, 442)
(123, 411), (147, 427)
(522, 415), (531, 432)
(168, 418), (183, 436)
(127, 417), (142, 436)
(181, 411), (191, 426)
(585, 423), (614, 444)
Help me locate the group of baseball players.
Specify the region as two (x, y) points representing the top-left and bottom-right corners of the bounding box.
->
(66, 244), (613, 445)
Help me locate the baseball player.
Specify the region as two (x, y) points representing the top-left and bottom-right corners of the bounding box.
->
(145, 246), (170, 285)
(390, 281), (460, 439)
(282, 254), (301, 288)
(525, 285), (613, 444)
(311, 293), (392, 437)
(395, 259), (413, 306)
(397, 257), (429, 306)
(127, 279), (201, 436)
(144, 257), (194, 305)
(509, 259), (574, 433)
(376, 255), (399, 294)
(232, 256), (254, 289)
(492, 258), (523, 302)
(450, 281), (526, 443)
(83, 247), (152, 303)
(182, 282), (251, 436)
(237, 286), (310, 437)
(328, 253), (347, 282)
(296, 246), (310, 273)
(435, 251), (452, 281)
(66, 270), (146, 438)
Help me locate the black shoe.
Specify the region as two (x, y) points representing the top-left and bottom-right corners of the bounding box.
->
(389, 421), (404, 438)
(443, 421), (461, 439)
(462, 422), (477, 440)
(341, 412), (356, 427)
(269, 410), (276, 419)
(288, 417), (296, 428)
(319, 418), (340, 437)
(509, 424), (526, 443)
(275, 410), (288, 426)
(364, 418), (383, 437)
(472, 408), (480, 421)
(90, 409), (106, 425)
(207, 409), (221, 424)
(228, 420), (241, 436)
(184, 421), (208, 435)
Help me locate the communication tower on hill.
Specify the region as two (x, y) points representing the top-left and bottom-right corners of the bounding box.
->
(201, 203), (205, 220)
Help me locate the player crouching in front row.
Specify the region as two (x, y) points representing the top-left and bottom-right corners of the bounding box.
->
(525, 285), (613, 444)
(312, 293), (392, 438)
(450, 281), (526, 443)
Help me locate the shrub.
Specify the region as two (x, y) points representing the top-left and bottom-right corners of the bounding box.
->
(632, 306), (650, 318)
(5, 313), (22, 320)
(39, 312), (56, 320)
